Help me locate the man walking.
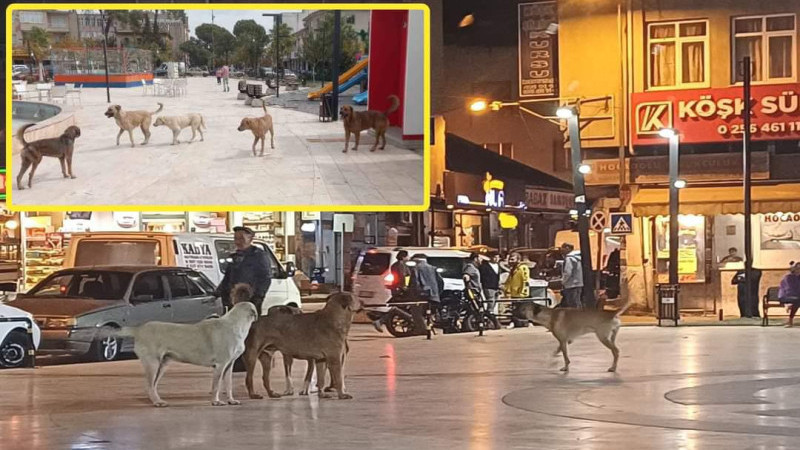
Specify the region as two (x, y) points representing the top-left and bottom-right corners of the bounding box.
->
(479, 252), (504, 314)
(216, 226), (272, 315)
(560, 243), (584, 308)
(411, 254), (444, 304)
(221, 64), (230, 92)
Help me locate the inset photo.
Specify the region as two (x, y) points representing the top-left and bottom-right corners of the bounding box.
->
(6, 5), (428, 210)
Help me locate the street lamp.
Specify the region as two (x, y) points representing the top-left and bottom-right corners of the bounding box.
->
(262, 13), (283, 98)
(578, 163), (592, 174)
(469, 99), (488, 112)
(660, 127), (681, 286)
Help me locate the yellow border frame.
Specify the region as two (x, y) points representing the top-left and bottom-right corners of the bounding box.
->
(6, 3), (431, 213)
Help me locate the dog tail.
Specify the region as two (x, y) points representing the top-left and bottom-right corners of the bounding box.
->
(152, 103), (164, 114)
(17, 124), (35, 147)
(231, 283), (253, 305)
(261, 102), (268, 116)
(384, 95), (400, 116)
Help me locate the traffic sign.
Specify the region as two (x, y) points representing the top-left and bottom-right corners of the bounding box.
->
(590, 211), (607, 231)
(609, 213), (633, 235)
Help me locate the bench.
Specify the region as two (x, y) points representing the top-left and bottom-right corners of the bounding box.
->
(762, 286), (782, 326)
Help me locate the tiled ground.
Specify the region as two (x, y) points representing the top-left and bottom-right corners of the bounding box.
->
(10, 78), (424, 207)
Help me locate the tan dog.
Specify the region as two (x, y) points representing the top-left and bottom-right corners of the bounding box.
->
(16, 124), (81, 190)
(237, 103), (274, 156)
(117, 284), (258, 407)
(104, 103), (164, 147)
(340, 94), (399, 153)
(243, 292), (361, 400)
(511, 298), (630, 373)
(153, 113), (206, 145)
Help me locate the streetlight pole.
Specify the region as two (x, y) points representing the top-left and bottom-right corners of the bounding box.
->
(742, 56), (754, 313)
(262, 13), (282, 98)
(558, 106), (595, 308)
(211, 10), (215, 72)
(100, 10), (111, 103)
(331, 10), (342, 121)
(664, 130), (681, 286)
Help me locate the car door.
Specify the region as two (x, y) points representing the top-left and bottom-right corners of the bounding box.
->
(253, 242), (289, 310)
(165, 270), (217, 323)
(125, 272), (172, 326)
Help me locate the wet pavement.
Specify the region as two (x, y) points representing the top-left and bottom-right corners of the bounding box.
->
(3, 325), (800, 449)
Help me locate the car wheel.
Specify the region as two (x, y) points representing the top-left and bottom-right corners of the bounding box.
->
(92, 327), (121, 362)
(0, 330), (30, 368)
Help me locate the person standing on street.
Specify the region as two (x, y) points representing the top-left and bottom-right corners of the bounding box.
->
(411, 254), (444, 304)
(390, 250), (411, 294)
(479, 252), (504, 314)
(216, 226), (272, 316)
(221, 64), (230, 92)
(463, 252), (483, 295)
(503, 252), (530, 300)
(216, 67), (222, 85)
(560, 243), (584, 308)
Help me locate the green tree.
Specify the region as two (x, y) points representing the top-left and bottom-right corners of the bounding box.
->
(233, 19), (268, 73)
(180, 38), (212, 67)
(264, 22), (295, 67)
(301, 12), (362, 81)
(195, 23), (236, 66)
(22, 27), (49, 81)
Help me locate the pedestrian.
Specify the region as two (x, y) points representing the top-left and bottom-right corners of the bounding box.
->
(779, 262), (800, 327)
(410, 254), (444, 303)
(221, 64), (230, 92)
(390, 250), (411, 294)
(479, 251), (504, 314)
(732, 267), (762, 319)
(216, 67), (222, 85)
(559, 243), (584, 308)
(462, 252), (483, 295)
(503, 252), (529, 300)
(216, 226), (272, 316)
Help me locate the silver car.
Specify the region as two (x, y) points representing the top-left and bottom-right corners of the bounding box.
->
(10, 266), (223, 362)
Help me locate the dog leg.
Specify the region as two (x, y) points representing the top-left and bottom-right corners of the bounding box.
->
(67, 152), (76, 178)
(343, 130), (350, 153)
(558, 340), (570, 372)
(147, 358), (169, 407)
(127, 129), (135, 148)
(354, 131), (362, 151)
(59, 156), (69, 178)
(211, 364), (227, 406)
(172, 129), (180, 145)
(27, 160), (41, 189)
(328, 360), (352, 400)
(224, 360), (240, 405)
(189, 127), (196, 143)
(269, 127), (275, 149)
(282, 354), (294, 396)
(598, 329), (621, 372)
(243, 342), (263, 399)
(260, 136), (266, 157)
(259, 351), (281, 398)
(380, 129), (387, 150)
(300, 359), (315, 395)
(199, 126), (205, 142)
(116, 128), (124, 146)
(141, 123), (151, 145)
(17, 157), (31, 190)
(252, 136), (259, 156)
(315, 360), (331, 398)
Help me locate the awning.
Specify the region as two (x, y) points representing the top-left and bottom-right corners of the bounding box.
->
(632, 184), (800, 216)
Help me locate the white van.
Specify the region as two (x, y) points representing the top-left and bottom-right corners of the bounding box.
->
(63, 232), (302, 313)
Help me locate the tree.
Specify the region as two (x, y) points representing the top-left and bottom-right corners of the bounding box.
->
(22, 27), (49, 81)
(232, 19), (268, 73)
(264, 22), (295, 67)
(301, 12), (362, 81)
(180, 37), (211, 67)
(195, 23), (236, 66)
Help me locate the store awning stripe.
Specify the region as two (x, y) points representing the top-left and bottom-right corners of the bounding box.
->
(632, 184), (800, 216)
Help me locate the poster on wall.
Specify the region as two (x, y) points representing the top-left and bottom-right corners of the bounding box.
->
(655, 215), (706, 283)
(760, 213), (800, 250)
(518, 1), (559, 98)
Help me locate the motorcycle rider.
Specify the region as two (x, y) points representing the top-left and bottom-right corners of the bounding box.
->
(411, 253), (444, 303)
(373, 250), (412, 333)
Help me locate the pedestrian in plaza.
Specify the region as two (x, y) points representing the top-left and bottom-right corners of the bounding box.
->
(462, 252), (483, 295)
(479, 251), (504, 314)
(560, 243), (584, 308)
(390, 250), (411, 294)
(221, 64), (230, 92)
(216, 67), (222, 85)
(410, 254), (444, 304)
(216, 226), (272, 316)
(503, 252), (529, 300)
(779, 262), (800, 327)
(732, 267), (762, 319)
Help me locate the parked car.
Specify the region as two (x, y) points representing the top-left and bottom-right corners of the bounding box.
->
(10, 266), (223, 362)
(0, 303), (40, 368)
(185, 66), (209, 77)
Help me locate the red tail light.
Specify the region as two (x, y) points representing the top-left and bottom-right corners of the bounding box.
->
(383, 273), (395, 287)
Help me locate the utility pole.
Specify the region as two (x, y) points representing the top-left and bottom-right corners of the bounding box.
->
(101, 10), (111, 103)
(211, 10), (215, 70)
(331, 10), (341, 121)
(743, 56), (754, 313)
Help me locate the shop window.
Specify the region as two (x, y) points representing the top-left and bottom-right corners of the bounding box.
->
(647, 20), (709, 89)
(733, 14), (796, 83)
(654, 215), (706, 283)
(20, 12), (45, 24)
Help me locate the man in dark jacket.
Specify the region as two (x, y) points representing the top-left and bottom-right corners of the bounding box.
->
(217, 226), (272, 316)
(411, 253), (444, 303)
(479, 252), (503, 314)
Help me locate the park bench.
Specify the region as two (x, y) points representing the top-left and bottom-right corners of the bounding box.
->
(762, 286), (782, 326)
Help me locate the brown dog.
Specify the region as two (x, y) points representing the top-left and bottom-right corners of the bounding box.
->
(340, 94), (400, 153)
(237, 103), (275, 156)
(104, 103), (163, 147)
(243, 292), (361, 400)
(16, 124), (81, 190)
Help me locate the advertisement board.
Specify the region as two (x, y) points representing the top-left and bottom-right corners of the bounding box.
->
(518, 1), (559, 98)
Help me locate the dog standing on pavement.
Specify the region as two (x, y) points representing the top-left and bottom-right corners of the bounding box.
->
(16, 124), (81, 190)
(104, 103), (163, 147)
(243, 292), (361, 400)
(237, 103), (274, 156)
(153, 113), (206, 145)
(340, 94), (400, 153)
(511, 297), (630, 373)
(118, 284), (258, 407)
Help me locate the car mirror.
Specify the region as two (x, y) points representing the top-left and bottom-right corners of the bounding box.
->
(284, 261), (297, 277)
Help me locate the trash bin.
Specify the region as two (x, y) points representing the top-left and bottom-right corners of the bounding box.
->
(656, 284), (679, 326)
(319, 93), (334, 122)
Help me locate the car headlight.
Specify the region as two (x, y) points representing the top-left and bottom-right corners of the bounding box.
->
(46, 318), (76, 329)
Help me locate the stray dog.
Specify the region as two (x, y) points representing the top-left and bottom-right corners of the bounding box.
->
(16, 124), (80, 190)
(153, 113), (206, 145)
(118, 284), (258, 407)
(340, 94), (399, 153)
(243, 292), (361, 400)
(511, 298), (630, 372)
(237, 103), (274, 156)
(104, 103), (164, 147)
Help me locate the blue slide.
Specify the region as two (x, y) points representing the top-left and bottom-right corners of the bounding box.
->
(352, 90), (368, 105)
(338, 70), (367, 94)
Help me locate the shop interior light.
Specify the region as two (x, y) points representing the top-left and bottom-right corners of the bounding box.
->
(446, 204), (454, 210)
(674, 179), (687, 189)
(556, 106), (575, 119)
(458, 13), (475, 28)
(4, 220), (18, 230)
(658, 128), (677, 139)
(469, 100), (488, 112)
(578, 164), (592, 174)
(569, 209), (578, 216)
(300, 222), (316, 233)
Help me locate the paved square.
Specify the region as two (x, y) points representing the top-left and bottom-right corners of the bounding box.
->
(10, 78), (424, 207)
(4, 325), (800, 449)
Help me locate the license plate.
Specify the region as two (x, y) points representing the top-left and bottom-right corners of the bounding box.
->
(358, 291), (375, 298)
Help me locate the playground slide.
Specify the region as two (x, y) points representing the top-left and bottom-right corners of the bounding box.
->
(307, 57), (369, 100)
(338, 70), (367, 94)
(352, 90), (368, 105)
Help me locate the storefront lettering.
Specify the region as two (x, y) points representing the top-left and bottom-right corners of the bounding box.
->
(764, 213), (800, 223)
(180, 242), (212, 256)
(525, 188), (573, 211)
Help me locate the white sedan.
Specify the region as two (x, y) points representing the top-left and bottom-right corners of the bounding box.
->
(0, 303), (41, 368)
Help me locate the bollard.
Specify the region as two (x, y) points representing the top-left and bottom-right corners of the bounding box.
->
(425, 306), (432, 340)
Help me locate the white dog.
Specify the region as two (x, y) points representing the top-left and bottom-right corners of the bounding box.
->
(117, 284), (257, 407)
(153, 113), (206, 145)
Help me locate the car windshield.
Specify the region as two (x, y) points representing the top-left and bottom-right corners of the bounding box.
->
(426, 257), (469, 279)
(358, 252), (391, 275)
(28, 271), (134, 300)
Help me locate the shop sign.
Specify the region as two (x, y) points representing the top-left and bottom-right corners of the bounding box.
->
(113, 212), (138, 229)
(518, 1), (559, 98)
(760, 213), (800, 250)
(458, 173), (507, 208)
(179, 242), (215, 271)
(524, 187), (573, 211)
(632, 84), (800, 145)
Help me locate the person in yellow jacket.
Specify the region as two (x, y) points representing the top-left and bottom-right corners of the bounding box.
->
(504, 252), (530, 299)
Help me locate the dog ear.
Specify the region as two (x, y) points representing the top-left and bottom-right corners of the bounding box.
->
(114, 105), (121, 111)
